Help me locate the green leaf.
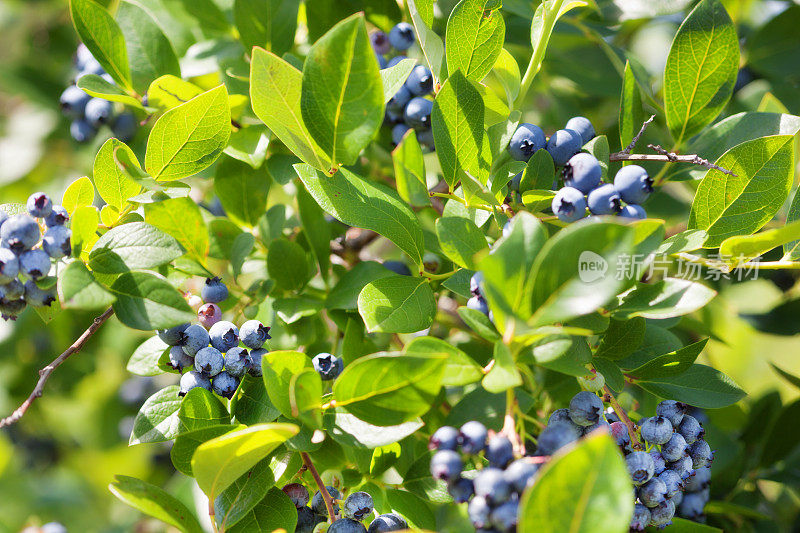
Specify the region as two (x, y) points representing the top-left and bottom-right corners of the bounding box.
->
(332, 352), (446, 426)
(144, 197), (209, 262)
(483, 342), (522, 393)
(191, 423), (298, 498)
(326, 411), (423, 449)
(249, 49), (331, 173)
(637, 364), (746, 408)
(261, 351), (313, 419)
(582, 136), (609, 179)
(127, 335), (169, 376)
(70, 0), (132, 92)
(295, 164), (425, 265)
(770, 362), (800, 392)
(655, 229), (708, 255)
(592, 357), (625, 392)
(529, 336), (592, 377)
(267, 238), (312, 291)
(519, 434), (633, 533)
(273, 297), (323, 324)
(490, 48), (521, 104)
(381, 58), (417, 103)
(93, 139), (142, 210)
(612, 278), (717, 320)
(663, 0), (738, 144)
(519, 148), (556, 193)
(231, 233), (255, 280)
(62, 176), (95, 214)
(760, 399), (800, 466)
(404, 336), (483, 386)
(289, 368), (323, 428)
(232, 375), (281, 426)
(116, 0), (181, 95)
(214, 156), (270, 228)
(233, 0), (300, 57)
(146, 75), (203, 110)
(296, 184), (331, 281)
(594, 318), (646, 361)
(57, 261), (116, 310)
(432, 71), (485, 191)
(88, 221), (184, 273)
(627, 339), (708, 380)
(145, 85), (231, 181)
(392, 130), (430, 207)
(214, 460), (276, 531)
(110, 271), (194, 331)
(458, 306), (501, 342)
(109, 475), (203, 533)
(226, 487), (298, 533)
(445, 0), (505, 82)
(301, 13), (383, 166)
(617, 325), (684, 370)
(76, 74), (145, 109)
(357, 276), (436, 334)
(784, 188), (800, 260)
(179, 388), (230, 432)
(689, 136), (794, 247)
(408, 0), (444, 83)
(224, 126), (271, 169)
(171, 425), (240, 476)
(70, 206), (100, 257)
(326, 261), (395, 310)
(719, 219), (800, 264)
(619, 61), (645, 153)
(435, 216), (489, 269)
(385, 488), (436, 530)
(129, 386), (182, 445)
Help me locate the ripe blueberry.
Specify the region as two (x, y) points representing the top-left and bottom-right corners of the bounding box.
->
(112, 112), (138, 143)
(388, 22), (415, 50)
(209, 320), (239, 352)
(311, 486), (341, 516)
(0, 278), (24, 301)
(23, 280), (56, 307)
(329, 518), (367, 533)
(201, 277), (228, 303)
(545, 129), (582, 166)
(240, 319), (271, 349)
(638, 477), (668, 507)
(504, 459), (539, 493)
(197, 303), (221, 328)
(387, 85), (412, 114)
(42, 226), (72, 259)
(370, 30), (390, 55)
(195, 346), (224, 377)
(626, 451), (655, 486)
(677, 415), (704, 444)
(212, 371), (239, 399)
(490, 500), (519, 531)
(447, 476), (474, 503)
(59, 85), (91, 118)
(404, 97), (433, 130)
(486, 434), (514, 468)
(85, 97), (114, 128)
(45, 205), (69, 227)
(630, 503), (651, 531)
(406, 65), (433, 96)
(677, 491), (706, 520)
(548, 408), (571, 425)
(19, 249), (51, 279)
(70, 119), (96, 143)
(650, 450), (667, 475)
(507, 123), (546, 162)
(313, 352), (344, 381)
(587, 184), (622, 215)
(473, 467), (511, 504)
(367, 513), (407, 533)
(458, 420), (488, 454)
(656, 400), (687, 427)
(417, 128), (434, 151)
(582, 417), (610, 436)
(688, 439), (713, 468)
(565, 116), (595, 145)
(429, 425), (459, 451)
(76, 43), (94, 69)
(0, 298), (26, 320)
(179, 370), (211, 396)
(467, 295), (489, 316)
(640, 415), (673, 445)
(469, 272), (483, 297)
(1, 214), (40, 252)
(391, 123), (410, 146)
(248, 347), (267, 377)
(661, 432), (688, 462)
(563, 153), (602, 193)
(657, 469), (683, 499)
(27, 192), (53, 218)
(181, 324), (210, 356)
(610, 421), (631, 449)
(158, 323), (189, 346)
(614, 165), (653, 205)
(551, 186), (587, 223)
(296, 506), (317, 533)
(343, 491), (374, 521)
(467, 496), (491, 529)
(668, 453), (695, 480)
(569, 391), (603, 426)
(0, 248), (20, 282)
(619, 204), (647, 219)
(386, 55), (406, 69)
(536, 421), (581, 455)
(223, 346), (250, 377)
(282, 483), (310, 508)
(430, 449), (462, 482)
(168, 345), (193, 371)
(648, 499), (675, 527)
(383, 260), (411, 276)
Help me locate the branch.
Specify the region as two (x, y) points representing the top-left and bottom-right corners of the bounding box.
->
(602, 386), (643, 451)
(620, 115), (655, 155)
(610, 144), (737, 177)
(0, 307), (114, 429)
(300, 452), (338, 521)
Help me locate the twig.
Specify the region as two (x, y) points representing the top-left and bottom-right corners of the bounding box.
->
(610, 145), (737, 177)
(602, 386), (643, 451)
(0, 307), (114, 429)
(502, 389), (525, 457)
(300, 452), (337, 521)
(620, 115), (655, 155)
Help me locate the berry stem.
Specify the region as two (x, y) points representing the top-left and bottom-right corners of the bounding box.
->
(0, 307), (114, 428)
(300, 451), (338, 521)
(602, 385), (643, 451)
(420, 268), (458, 281)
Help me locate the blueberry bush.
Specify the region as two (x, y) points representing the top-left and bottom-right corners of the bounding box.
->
(2, 0), (800, 531)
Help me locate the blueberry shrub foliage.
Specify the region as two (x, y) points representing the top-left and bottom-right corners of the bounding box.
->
(3, 0), (800, 531)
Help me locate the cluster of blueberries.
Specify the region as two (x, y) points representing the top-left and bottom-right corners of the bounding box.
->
(371, 23), (435, 151)
(0, 193), (71, 320)
(59, 44), (137, 143)
(505, 118), (653, 222)
(283, 483), (407, 533)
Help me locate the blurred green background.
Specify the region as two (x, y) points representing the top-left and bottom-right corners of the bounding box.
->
(1, 0), (799, 531)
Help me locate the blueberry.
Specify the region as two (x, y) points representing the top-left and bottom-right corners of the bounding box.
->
(657, 469), (683, 499)
(661, 432), (688, 462)
(565, 116), (595, 145)
(430, 449), (462, 481)
(386, 55), (406, 69)
(367, 513), (407, 533)
(417, 128), (435, 151)
(196, 303), (221, 328)
(459, 420), (488, 454)
(375, 53), (388, 68)
(404, 97), (433, 130)
(630, 503), (651, 531)
(545, 129), (582, 166)
(240, 319), (271, 349)
(677, 491), (706, 520)
(486, 435), (514, 468)
(0, 248), (20, 282)
(536, 421), (581, 455)
(614, 165), (653, 205)
(383, 260), (411, 276)
(551, 187), (587, 223)
(569, 391), (603, 426)
(0, 278), (24, 301)
(79, 58), (105, 77)
(195, 346), (224, 377)
(469, 272), (484, 297)
(27, 192), (53, 218)
(201, 277), (228, 303)
(181, 324), (210, 356)
(429, 425), (459, 451)
(60, 85), (91, 118)
(343, 491), (373, 521)
(168, 345), (193, 371)
(467, 295), (489, 316)
(85, 97), (114, 128)
(447, 476), (474, 503)
(577, 371), (605, 393)
(329, 518), (367, 533)
(0, 209), (7, 230)
(282, 483), (310, 508)
(112, 112), (138, 143)
(76, 43), (94, 69)
(467, 495), (491, 529)
(248, 347), (267, 377)
(671, 490), (683, 507)
(656, 401), (687, 427)
(546, 409), (570, 426)
(609, 421), (631, 449)
(387, 85), (412, 114)
(313, 352), (344, 381)
(650, 450), (667, 475)
(563, 153), (602, 193)
(604, 407), (620, 424)
(1, 214), (40, 252)
(391, 123), (410, 145)
(179, 370), (211, 396)
(311, 486), (341, 516)
(619, 204), (647, 219)
(640, 415), (673, 445)
(474, 467), (512, 504)
(0, 298), (26, 320)
(638, 477), (668, 507)
(209, 321), (239, 352)
(158, 323), (190, 346)
(507, 123), (546, 161)
(223, 346), (250, 377)
(212, 371), (239, 398)
(70, 119), (96, 143)
(389, 22), (415, 50)
(45, 205), (69, 227)
(668, 453), (695, 480)
(688, 439), (713, 468)
(582, 417), (610, 436)
(406, 65), (433, 96)
(370, 30), (391, 55)
(296, 506), (317, 533)
(683, 465), (710, 492)
(41, 523), (68, 533)
(490, 500), (519, 531)
(23, 280), (56, 307)
(42, 226), (72, 259)
(626, 451), (655, 486)
(648, 499), (675, 528)
(587, 184), (622, 215)
(677, 415), (704, 444)
(19, 249), (51, 279)
(504, 459), (539, 493)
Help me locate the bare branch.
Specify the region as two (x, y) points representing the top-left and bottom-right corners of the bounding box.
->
(609, 145), (737, 177)
(621, 114), (655, 155)
(0, 307), (114, 429)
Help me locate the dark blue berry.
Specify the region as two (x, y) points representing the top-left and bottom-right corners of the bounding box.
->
(430, 426), (459, 451)
(668, 453), (695, 480)
(329, 518), (367, 533)
(467, 295), (489, 316)
(648, 499), (675, 528)
(683, 465), (710, 492)
(168, 346), (193, 371)
(60, 85), (91, 118)
(619, 204), (647, 219)
(677, 491), (706, 521)
(239, 319), (270, 349)
(536, 421), (581, 455)
(650, 450), (667, 475)
(45, 205), (69, 227)
(447, 476), (474, 503)
(70, 119), (96, 143)
(565, 116), (595, 145)
(630, 503), (651, 531)
(202, 277), (228, 303)
(211, 371), (239, 398)
(468, 496), (491, 529)
(158, 323), (189, 346)
(387, 85), (412, 114)
(181, 324), (210, 356)
(209, 321), (239, 352)
(27, 192), (52, 218)
(404, 97), (433, 130)
(1, 214), (40, 252)
(0, 298), (26, 320)
(473, 468), (511, 504)
(282, 483), (310, 508)
(507, 123), (546, 161)
(459, 421), (488, 454)
(391, 123), (410, 146)
(313, 352), (344, 381)
(656, 400), (687, 427)
(343, 491), (373, 521)
(24, 281), (56, 307)
(42, 226), (72, 259)
(112, 112), (138, 142)
(563, 153), (601, 193)
(85, 97), (113, 127)
(311, 486), (341, 516)
(661, 432), (688, 462)
(383, 260), (411, 276)
(638, 477), (668, 508)
(657, 469), (683, 499)
(545, 129), (582, 166)
(614, 165), (652, 205)
(179, 370), (211, 396)
(489, 500), (518, 531)
(248, 347), (267, 377)
(626, 451), (655, 486)
(19, 249), (51, 279)
(370, 31), (390, 55)
(587, 184), (622, 215)
(677, 415), (704, 445)
(406, 65), (433, 96)
(367, 513), (407, 533)
(195, 346), (224, 377)
(469, 272), (483, 296)
(430, 449), (462, 481)
(486, 435), (514, 468)
(504, 459), (539, 493)
(552, 187), (587, 223)
(388, 22), (415, 50)
(0, 248), (19, 282)
(688, 439), (713, 468)
(224, 346), (250, 377)
(296, 506), (317, 533)
(640, 416), (673, 445)
(569, 391), (603, 426)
